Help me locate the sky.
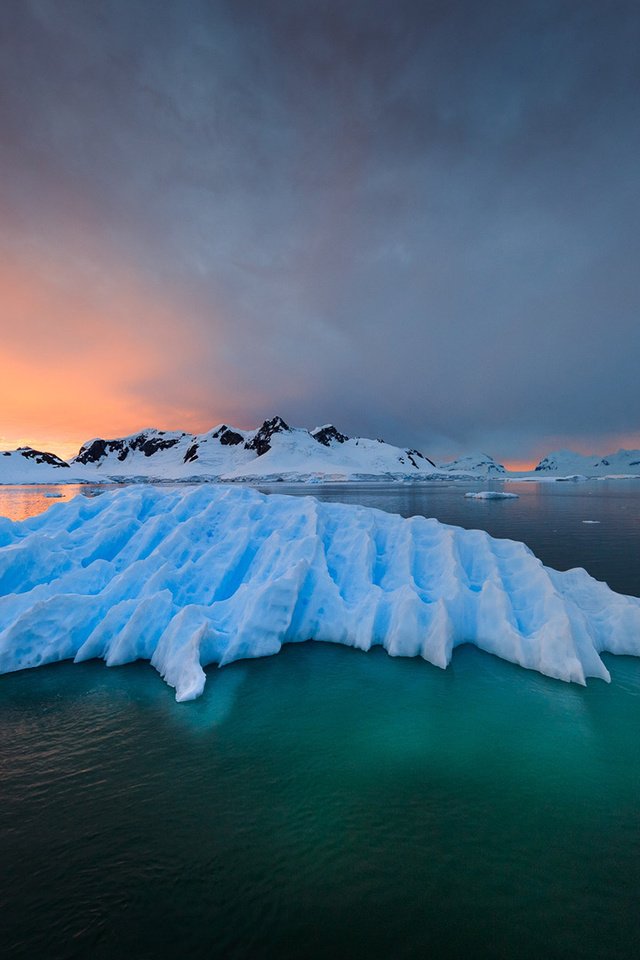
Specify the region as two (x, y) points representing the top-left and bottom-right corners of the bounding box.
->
(1, 0), (639, 467)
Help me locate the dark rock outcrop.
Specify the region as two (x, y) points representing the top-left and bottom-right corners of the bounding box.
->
(76, 439), (110, 464)
(211, 425), (244, 446)
(136, 435), (182, 457)
(312, 425), (348, 447)
(76, 432), (182, 465)
(18, 447), (70, 468)
(406, 448), (436, 469)
(245, 417), (290, 457)
(183, 443), (199, 464)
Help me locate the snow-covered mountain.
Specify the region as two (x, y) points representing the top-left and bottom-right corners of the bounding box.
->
(74, 423), (252, 478)
(534, 449), (640, 476)
(435, 453), (506, 478)
(3, 423), (640, 484)
(0, 417), (437, 483)
(0, 447), (72, 483)
(75, 417), (437, 481)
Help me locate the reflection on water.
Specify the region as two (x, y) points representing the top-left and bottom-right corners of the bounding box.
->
(0, 483), (107, 521)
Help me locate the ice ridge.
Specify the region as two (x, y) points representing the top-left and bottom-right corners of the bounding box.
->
(0, 486), (638, 701)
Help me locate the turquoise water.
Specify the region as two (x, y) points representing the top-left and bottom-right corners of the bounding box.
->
(1, 481), (639, 958)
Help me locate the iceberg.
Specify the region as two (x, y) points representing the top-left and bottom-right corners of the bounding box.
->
(464, 491), (519, 500)
(0, 486), (639, 701)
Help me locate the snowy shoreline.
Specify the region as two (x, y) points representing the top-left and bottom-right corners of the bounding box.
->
(1, 473), (640, 487)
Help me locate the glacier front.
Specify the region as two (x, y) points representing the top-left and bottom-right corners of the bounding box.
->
(0, 486), (639, 701)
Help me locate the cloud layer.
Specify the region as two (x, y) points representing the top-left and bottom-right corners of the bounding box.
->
(1, 0), (639, 461)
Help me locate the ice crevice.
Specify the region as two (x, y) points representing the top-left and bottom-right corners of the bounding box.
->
(0, 486), (638, 701)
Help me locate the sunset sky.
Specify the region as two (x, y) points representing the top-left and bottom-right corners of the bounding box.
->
(1, 0), (639, 466)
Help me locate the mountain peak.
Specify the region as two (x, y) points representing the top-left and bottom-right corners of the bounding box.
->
(311, 424), (348, 446)
(244, 416), (291, 457)
(16, 447), (70, 468)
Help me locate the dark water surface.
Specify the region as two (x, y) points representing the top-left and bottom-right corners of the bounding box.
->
(1, 480), (639, 959)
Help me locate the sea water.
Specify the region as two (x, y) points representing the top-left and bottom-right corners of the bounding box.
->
(0, 480), (639, 959)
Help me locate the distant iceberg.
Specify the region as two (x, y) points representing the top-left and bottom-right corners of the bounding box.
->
(464, 491), (519, 500)
(0, 486), (638, 701)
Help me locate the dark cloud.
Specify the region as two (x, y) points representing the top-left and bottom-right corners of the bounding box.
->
(1, 0), (639, 459)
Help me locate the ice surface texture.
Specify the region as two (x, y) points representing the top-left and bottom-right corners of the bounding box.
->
(0, 486), (638, 701)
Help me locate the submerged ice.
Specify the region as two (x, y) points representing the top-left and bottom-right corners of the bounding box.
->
(0, 486), (639, 701)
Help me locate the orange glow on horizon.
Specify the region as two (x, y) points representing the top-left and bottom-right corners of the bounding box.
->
(2, 251), (639, 465)
(503, 434), (640, 472)
(0, 248), (235, 459)
(501, 460), (538, 472)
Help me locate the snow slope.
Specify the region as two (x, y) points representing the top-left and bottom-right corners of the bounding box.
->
(0, 448), (80, 483)
(222, 428), (435, 481)
(0, 486), (638, 701)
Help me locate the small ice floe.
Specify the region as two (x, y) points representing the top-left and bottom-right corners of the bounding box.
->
(43, 492), (64, 499)
(582, 520), (601, 524)
(464, 491), (519, 500)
